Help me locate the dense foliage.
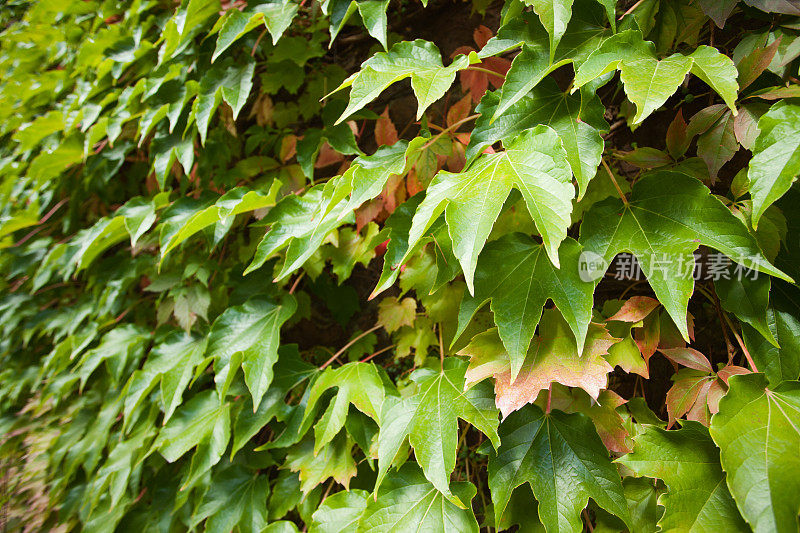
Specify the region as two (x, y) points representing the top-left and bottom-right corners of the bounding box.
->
(2, 0), (800, 531)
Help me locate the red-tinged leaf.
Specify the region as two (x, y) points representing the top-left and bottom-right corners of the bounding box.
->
(447, 95), (473, 128)
(375, 107), (399, 147)
(380, 172), (404, 214)
(493, 312), (617, 417)
(659, 347), (713, 372)
(686, 104), (728, 138)
(455, 132), (470, 145)
(280, 134), (297, 162)
(734, 101), (769, 150)
(706, 379), (727, 413)
(666, 109), (690, 159)
(406, 168), (425, 197)
(749, 85), (800, 100)
(548, 388), (633, 453)
(314, 142), (344, 168)
(446, 141), (466, 172)
(697, 110), (737, 181)
(355, 198), (383, 231)
(737, 36), (781, 92)
(473, 25), (492, 48)
(665, 369), (713, 427)
(686, 379), (714, 426)
(716, 364), (750, 384)
(607, 296), (660, 323)
(634, 311), (660, 361)
(482, 56), (511, 88)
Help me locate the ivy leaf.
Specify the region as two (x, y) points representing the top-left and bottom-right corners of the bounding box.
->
(152, 390), (230, 463)
(122, 330), (207, 426)
(320, 138), (425, 219)
(331, 39), (475, 124)
(469, 78), (608, 198)
(311, 489), (369, 533)
(191, 465), (269, 533)
(375, 357), (500, 504)
(575, 32), (738, 124)
(302, 362), (387, 452)
(618, 422), (748, 532)
(529, 0), (574, 62)
(245, 186), (354, 279)
(710, 373), (800, 533)
(455, 234), (594, 381)
(213, 2), (299, 62)
(357, 0), (390, 50)
(488, 404), (632, 532)
(377, 296), (417, 333)
(160, 185), (281, 261)
(747, 101), (800, 229)
(489, 5), (610, 120)
(716, 273), (776, 347)
(742, 282), (800, 385)
(207, 295), (297, 410)
(398, 126), (573, 294)
(358, 463), (479, 532)
(460, 310), (617, 417)
(286, 433), (357, 493)
(579, 170), (791, 342)
(192, 56), (256, 144)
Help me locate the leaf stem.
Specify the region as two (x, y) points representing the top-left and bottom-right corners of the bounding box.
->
(464, 66), (506, 79)
(438, 323), (445, 372)
(320, 324), (382, 369)
(601, 158), (629, 206)
(423, 113), (481, 149)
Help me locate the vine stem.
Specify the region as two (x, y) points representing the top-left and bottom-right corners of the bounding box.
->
(320, 324), (382, 369)
(722, 313), (759, 372)
(601, 158), (629, 206)
(423, 113), (481, 149)
(359, 343), (396, 363)
(288, 272), (305, 294)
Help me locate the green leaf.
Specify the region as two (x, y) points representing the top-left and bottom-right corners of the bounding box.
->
(207, 295), (297, 409)
(529, 0), (574, 62)
(331, 39), (474, 123)
(303, 362), (387, 452)
(286, 433), (358, 493)
(153, 390), (230, 463)
(192, 56), (256, 144)
(311, 489), (369, 533)
(122, 330), (207, 426)
(191, 465), (269, 533)
(618, 422), (748, 532)
(455, 234), (594, 380)
(490, 5), (610, 120)
(469, 78), (608, 198)
(398, 126), (573, 294)
(742, 281), (800, 385)
(748, 101), (800, 229)
(710, 373), (800, 533)
(213, 2), (298, 61)
(574, 32), (739, 124)
(357, 0), (389, 50)
(715, 273), (776, 347)
(246, 186), (355, 279)
(375, 357), (500, 503)
(358, 463), (479, 532)
(579, 170), (791, 342)
(160, 184), (281, 261)
(488, 404), (631, 532)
